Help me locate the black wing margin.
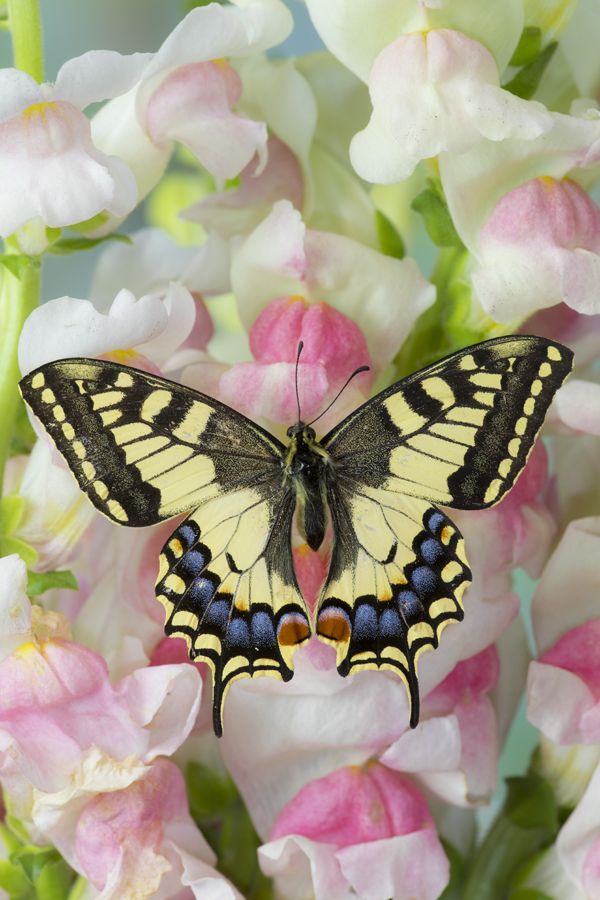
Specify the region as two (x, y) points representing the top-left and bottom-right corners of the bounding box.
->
(321, 336), (573, 510)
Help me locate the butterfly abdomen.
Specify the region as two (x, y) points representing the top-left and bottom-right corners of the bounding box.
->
(284, 425), (331, 551)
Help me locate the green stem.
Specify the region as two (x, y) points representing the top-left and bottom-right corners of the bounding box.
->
(0, 256), (41, 494)
(7, 0), (44, 82)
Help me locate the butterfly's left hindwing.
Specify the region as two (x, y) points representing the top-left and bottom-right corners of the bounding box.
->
(156, 484), (310, 736)
(317, 336), (573, 726)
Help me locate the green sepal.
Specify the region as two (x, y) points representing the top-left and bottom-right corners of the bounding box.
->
(32, 858), (75, 900)
(509, 27), (542, 67)
(375, 210), (405, 259)
(0, 495), (38, 566)
(439, 840), (466, 900)
(0, 255), (31, 279)
(183, 0), (226, 7)
(0, 859), (31, 897)
(503, 42), (558, 100)
(47, 233), (132, 256)
(66, 876), (89, 900)
(0, 494), (26, 535)
(11, 846), (59, 885)
(410, 181), (463, 248)
(10, 399), (36, 456)
(27, 569), (78, 597)
(67, 212), (109, 234)
(1, 536), (37, 567)
(460, 775), (559, 900)
(185, 762), (273, 900)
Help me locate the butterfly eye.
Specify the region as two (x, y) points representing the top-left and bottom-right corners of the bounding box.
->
(305, 427), (316, 441)
(286, 426), (295, 438)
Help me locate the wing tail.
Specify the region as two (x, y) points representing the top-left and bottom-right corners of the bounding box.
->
(317, 486), (469, 728)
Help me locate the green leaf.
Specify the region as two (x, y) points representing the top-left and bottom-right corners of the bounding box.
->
(509, 27), (542, 67)
(0, 859), (32, 897)
(375, 210), (405, 259)
(410, 184), (463, 248)
(503, 42), (558, 100)
(460, 775), (559, 900)
(27, 570), (78, 597)
(34, 858), (75, 900)
(185, 762), (238, 823)
(509, 890), (555, 900)
(47, 233), (132, 255)
(0, 255), (31, 279)
(185, 762), (273, 900)
(505, 775), (559, 831)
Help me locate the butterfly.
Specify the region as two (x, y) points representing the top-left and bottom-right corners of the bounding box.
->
(20, 335), (572, 735)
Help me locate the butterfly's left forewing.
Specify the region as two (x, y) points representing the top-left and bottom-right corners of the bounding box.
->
(20, 358), (311, 735)
(317, 336), (573, 726)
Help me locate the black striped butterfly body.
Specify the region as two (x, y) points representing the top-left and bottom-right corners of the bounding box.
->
(20, 336), (573, 735)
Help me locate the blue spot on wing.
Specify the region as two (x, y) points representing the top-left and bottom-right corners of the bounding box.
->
(251, 611), (277, 647)
(426, 511), (446, 535)
(380, 607), (403, 639)
(175, 548), (207, 579)
(419, 538), (444, 565)
(187, 576), (219, 614)
(397, 590), (423, 620)
(354, 603), (378, 638)
(177, 522), (200, 549)
(411, 566), (437, 596)
(228, 617), (250, 646)
(202, 599), (230, 630)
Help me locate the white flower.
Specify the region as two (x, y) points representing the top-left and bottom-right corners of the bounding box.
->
(0, 53), (150, 236)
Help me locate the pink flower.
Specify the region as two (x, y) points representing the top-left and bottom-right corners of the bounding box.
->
(260, 765), (449, 900)
(528, 620), (600, 746)
(35, 757), (240, 899)
(472, 177), (600, 321)
(92, 0), (293, 207)
(219, 295), (373, 424)
(0, 635), (201, 798)
(144, 60), (267, 182)
(230, 200), (435, 373)
(382, 647), (499, 807)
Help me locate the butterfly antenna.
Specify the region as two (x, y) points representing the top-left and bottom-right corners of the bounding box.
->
(295, 341), (304, 425)
(306, 364), (370, 428)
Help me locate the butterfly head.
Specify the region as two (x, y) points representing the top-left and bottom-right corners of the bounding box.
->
(286, 422), (316, 442)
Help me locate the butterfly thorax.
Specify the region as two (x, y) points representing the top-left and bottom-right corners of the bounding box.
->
(284, 423), (331, 552)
